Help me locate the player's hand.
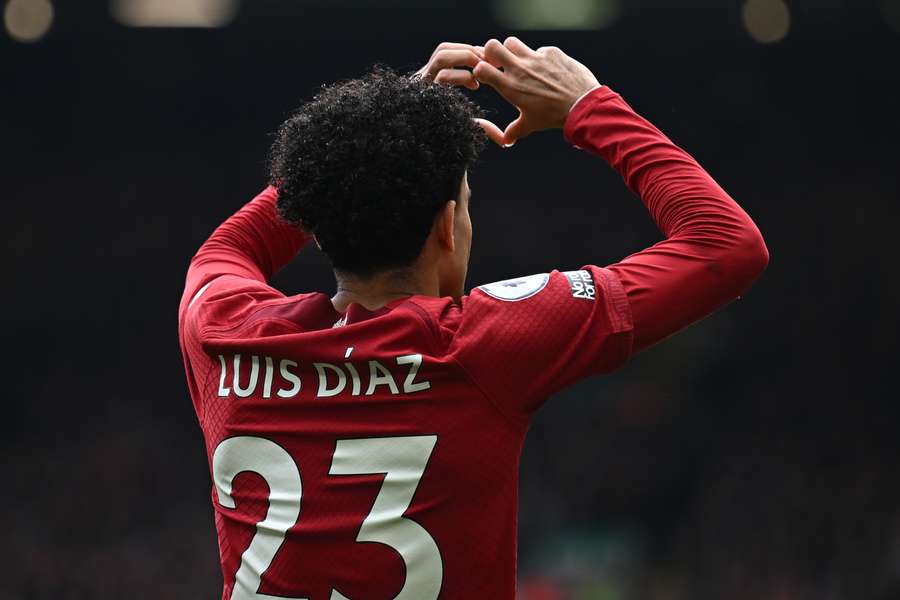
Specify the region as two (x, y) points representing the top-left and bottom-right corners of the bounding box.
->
(415, 42), (484, 90)
(414, 42), (507, 146)
(473, 37), (601, 147)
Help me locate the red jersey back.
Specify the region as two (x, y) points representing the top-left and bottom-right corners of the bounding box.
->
(179, 238), (632, 599)
(178, 86), (767, 600)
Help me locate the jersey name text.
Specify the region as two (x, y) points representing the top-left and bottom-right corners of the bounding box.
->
(215, 352), (431, 400)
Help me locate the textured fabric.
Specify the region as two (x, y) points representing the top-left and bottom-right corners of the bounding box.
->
(565, 87), (769, 351)
(178, 87), (766, 600)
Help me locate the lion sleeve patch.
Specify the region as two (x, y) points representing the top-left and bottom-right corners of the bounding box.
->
(477, 273), (550, 302)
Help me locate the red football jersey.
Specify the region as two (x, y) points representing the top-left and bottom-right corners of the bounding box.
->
(179, 87), (767, 600)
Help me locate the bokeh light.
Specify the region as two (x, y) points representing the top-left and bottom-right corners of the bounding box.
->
(493, 0), (622, 31)
(111, 0), (238, 28)
(742, 0), (791, 44)
(4, 0), (53, 43)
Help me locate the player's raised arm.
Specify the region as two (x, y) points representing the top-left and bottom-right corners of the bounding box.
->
(474, 37), (768, 353)
(179, 186), (308, 321)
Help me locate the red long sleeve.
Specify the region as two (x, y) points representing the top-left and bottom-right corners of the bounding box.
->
(564, 87), (768, 353)
(180, 186), (308, 314)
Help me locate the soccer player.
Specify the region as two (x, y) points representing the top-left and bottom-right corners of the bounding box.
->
(179, 38), (767, 600)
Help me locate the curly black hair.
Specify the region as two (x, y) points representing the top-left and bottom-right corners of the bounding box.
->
(268, 66), (487, 276)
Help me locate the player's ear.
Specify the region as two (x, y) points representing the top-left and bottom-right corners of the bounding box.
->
(435, 200), (457, 253)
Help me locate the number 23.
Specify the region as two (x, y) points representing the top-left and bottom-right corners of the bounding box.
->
(212, 435), (442, 600)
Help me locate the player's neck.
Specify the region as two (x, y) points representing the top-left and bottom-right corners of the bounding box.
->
(331, 267), (438, 313)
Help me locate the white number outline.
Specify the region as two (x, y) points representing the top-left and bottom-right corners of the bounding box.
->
(329, 435), (443, 600)
(212, 435), (442, 600)
(213, 436), (306, 600)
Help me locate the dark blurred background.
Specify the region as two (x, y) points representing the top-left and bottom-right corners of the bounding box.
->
(3, 0), (899, 598)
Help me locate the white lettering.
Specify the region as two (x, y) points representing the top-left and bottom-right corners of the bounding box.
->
(262, 356), (274, 399)
(396, 354), (431, 394)
(564, 270), (596, 301)
(233, 354), (259, 398)
(277, 359), (301, 398)
(366, 360), (399, 395)
(315, 362), (347, 397)
(217, 354), (230, 397)
(345, 362), (362, 396)
(215, 353), (430, 400)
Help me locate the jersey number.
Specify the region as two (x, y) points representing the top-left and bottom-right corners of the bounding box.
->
(212, 435), (442, 600)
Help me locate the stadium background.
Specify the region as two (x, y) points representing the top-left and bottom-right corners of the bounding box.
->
(3, 0), (899, 598)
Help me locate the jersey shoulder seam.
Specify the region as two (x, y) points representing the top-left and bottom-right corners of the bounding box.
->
(198, 295), (315, 338)
(406, 298), (529, 432)
(449, 353), (529, 433)
(203, 316), (303, 341)
(400, 300), (443, 356)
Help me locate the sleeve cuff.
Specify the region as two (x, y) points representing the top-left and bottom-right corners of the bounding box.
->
(563, 86), (621, 147)
(569, 85), (604, 114)
(595, 266), (635, 370)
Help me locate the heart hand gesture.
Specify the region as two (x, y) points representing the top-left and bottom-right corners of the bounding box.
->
(417, 37), (601, 147)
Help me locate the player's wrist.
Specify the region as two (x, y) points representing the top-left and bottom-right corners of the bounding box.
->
(562, 86), (619, 148)
(568, 84), (604, 115)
